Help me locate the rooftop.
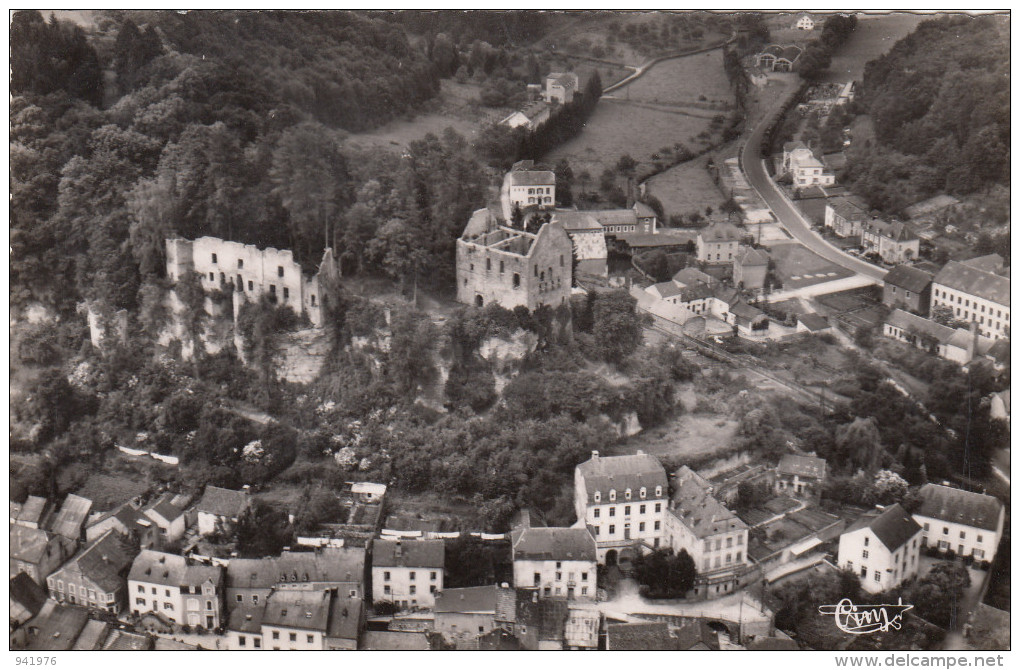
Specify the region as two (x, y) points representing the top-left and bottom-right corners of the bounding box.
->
(960, 254), (1004, 273)
(372, 539), (445, 569)
(671, 466), (747, 538)
(885, 309), (967, 346)
(672, 267), (715, 287)
(262, 589), (331, 632)
(49, 494), (92, 539)
(576, 452), (667, 504)
(24, 602), (90, 651)
(590, 208), (639, 227)
(144, 495), (185, 524)
(552, 210), (603, 232)
(196, 485), (250, 519)
(844, 504), (921, 552)
(68, 530), (137, 593)
(435, 585), (498, 614)
(128, 550), (187, 586)
(71, 619), (110, 650)
(827, 196), (869, 221)
(914, 484), (1004, 532)
(797, 313), (831, 332)
(883, 265), (934, 293)
(862, 218), (917, 242)
(933, 261), (1010, 306)
(649, 281), (684, 299)
(360, 630), (430, 651)
(10, 573), (48, 620)
(11, 525), (74, 564)
(509, 170), (556, 187)
(226, 547), (366, 589)
(74, 474), (148, 512)
(227, 603), (265, 634)
(698, 222), (743, 243)
(18, 496), (49, 525)
(737, 247), (770, 266)
(777, 454), (826, 479)
(327, 594), (362, 641)
(512, 527), (596, 562)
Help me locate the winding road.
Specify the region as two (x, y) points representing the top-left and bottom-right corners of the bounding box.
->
(739, 113), (887, 282)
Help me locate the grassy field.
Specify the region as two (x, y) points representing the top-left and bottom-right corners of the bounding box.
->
(345, 79), (504, 153)
(766, 242), (854, 289)
(611, 413), (739, 461)
(644, 154), (727, 219)
(614, 49), (733, 107)
(819, 12), (926, 83)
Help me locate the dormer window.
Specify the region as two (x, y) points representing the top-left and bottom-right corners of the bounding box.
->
(640, 487), (647, 499)
(655, 486), (663, 497)
(625, 489), (632, 500)
(593, 491), (601, 503)
(609, 490), (617, 502)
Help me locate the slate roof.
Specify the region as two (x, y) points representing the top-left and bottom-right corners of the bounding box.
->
(862, 218), (917, 242)
(607, 622), (686, 650)
(129, 550), (187, 586)
(511, 527), (596, 562)
(633, 201), (657, 219)
(67, 530), (136, 593)
(884, 265), (933, 293)
(74, 474), (148, 512)
(671, 466), (747, 539)
(11, 525), (74, 564)
(24, 603), (90, 651)
(736, 247), (770, 266)
(649, 281), (684, 299)
(844, 504), (921, 552)
(783, 140), (807, 152)
(49, 494), (92, 540)
(326, 594), (362, 641)
(10, 573), (48, 619)
(672, 267), (714, 287)
(553, 210), (603, 232)
(227, 547), (366, 589)
(360, 631), (430, 650)
(515, 592), (568, 641)
(495, 586), (517, 623)
(435, 585), (497, 614)
(679, 282), (716, 302)
(509, 170), (556, 187)
(827, 196), (869, 221)
(144, 495), (185, 523)
(71, 619), (110, 650)
(798, 313), (831, 332)
(933, 261), (1010, 307)
(372, 539), (445, 569)
(699, 222), (742, 242)
(591, 209), (639, 227)
(102, 629), (152, 650)
(960, 254), (1004, 273)
(184, 563), (222, 587)
(575, 453), (667, 503)
(227, 603), (265, 634)
(914, 484), (1004, 532)
(777, 454), (826, 479)
(196, 486), (250, 519)
(262, 589), (331, 632)
(18, 496), (50, 526)
(885, 309), (960, 345)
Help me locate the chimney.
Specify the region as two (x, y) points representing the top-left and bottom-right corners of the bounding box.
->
(591, 450), (599, 460)
(394, 539), (402, 558)
(501, 582), (509, 589)
(967, 321), (978, 361)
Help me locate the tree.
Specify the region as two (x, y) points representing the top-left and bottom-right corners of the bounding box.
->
(443, 535), (509, 588)
(591, 290), (644, 363)
(834, 416), (883, 474)
(235, 500), (293, 558)
(631, 549), (697, 598)
(907, 562), (971, 627)
(873, 469), (908, 504)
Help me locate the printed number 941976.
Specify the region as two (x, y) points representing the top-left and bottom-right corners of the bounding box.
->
(15, 658), (56, 666)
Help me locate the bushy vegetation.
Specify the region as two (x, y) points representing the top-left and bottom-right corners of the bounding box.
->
(845, 15), (1009, 213)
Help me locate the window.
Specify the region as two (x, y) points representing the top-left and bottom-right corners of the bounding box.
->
(736, 551), (742, 562)
(860, 566), (867, 578)
(431, 571), (437, 581)
(655, 486), (662, 497)
(248, 280), (253, 291)
(69, 584), (76, 595)
(283, 287), (289, 300)
(609, 525), (616, 535)
(560, 255), (564, 267)
(977, 535), (984, 543)
(238, 259), (244, 269)
(409, 571), (416, 580)
(874, 572), (881, 583)
(715, 539), (721, 551)
(138, 585), (145, 593)
(236, 594), (243, 602)
(625, 489), (632, 500)
(581, 572), (588, 582)
(206, 601), (213, 610)
(639, 505), (646, 514)
(864, 537), (869, 546)
(410, 585), (416, 595)
(209, 272), (215, 281)
(862, 550), (869, 559)
(310, 294), (316, 306)
(960, 531), (966, 539)
(512, 273), (521, 289)
(923, 523), (929, 531)
(136, 597), (146, 605)
(556, 562), (562, 569)
(307, 635), (314, 644)
(289, 633), (297, 642)
(212, 253), (218, 264)
(639, 522), (645, 532)
(654, 520), (660, 531)
(252, 595), (259, 605)
(624, 506), (631, 516)
(594, 509), (600, 518)
(239, 636), (246, 647)
(384, 585), (391, 595)
(609, 507), (616, 517)
(556, 572), (562, 581)
(277, 266), (284, 278)
(269, 284), (276, 296)
(384, 571), (391, 581)
(486, 258), (491, 271)
(726, 537), (733, 548)
(609, 490), (616, 501)
(166, 589), (171, 597)
(737, 535), (743, 545)
(582, 587), (588, 596)
(655, 503), (661, 513)
(943, 527), (949, 535)
(726, 554), (732, 564)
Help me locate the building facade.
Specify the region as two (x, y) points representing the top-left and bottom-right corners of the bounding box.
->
(861, 219), (919, 264)
(837, 504), (922, 595)
(511, 527), (597, 600)
(544, 72), (579, 104)
(501, 162), (556, 220)
(912, 484), (1005, 562)
(930, 260), (1010, 341)
(882, 265), (933, 314)
(775, 454), (827, 502)
(10, 526), (77, 587)
(824, 196), (869, 238)
(456, 208), (573, 311)
(46, 530), (137, 614)
(696, 223), (742, 265)
(196, 486), (251, 537)
(128, 551), (223, 629)
(371, 539), (445, 609)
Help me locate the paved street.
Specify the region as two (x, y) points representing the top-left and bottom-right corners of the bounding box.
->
(739, 112), (887, 283)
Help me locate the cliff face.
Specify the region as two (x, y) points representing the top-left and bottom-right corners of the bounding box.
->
(275, 327), (331, 384)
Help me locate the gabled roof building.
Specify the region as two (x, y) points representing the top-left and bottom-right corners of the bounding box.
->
(912, 484), (1005, 563)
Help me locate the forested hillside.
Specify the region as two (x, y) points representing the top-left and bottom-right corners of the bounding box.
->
(10, 10), (482, 315)
(844, 15), (1009, 213)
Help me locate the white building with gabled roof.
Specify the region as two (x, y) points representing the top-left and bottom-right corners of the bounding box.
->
(837, 504), (922, 594)
(912, 484), (1005, 563)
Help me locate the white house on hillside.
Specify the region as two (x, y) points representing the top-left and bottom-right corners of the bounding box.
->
(837, 504), (922, 594)
(793, 14), (815, 30)
(911, 484), (1005, 563)
(511, 526), (597, 600)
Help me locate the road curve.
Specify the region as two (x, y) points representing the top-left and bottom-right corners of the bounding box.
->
(739, 109), (887, 282)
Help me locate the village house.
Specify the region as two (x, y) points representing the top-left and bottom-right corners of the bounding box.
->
(433, 585), (516, 649)
(696, 222), (742, 265)
(672, 267), (716, 288)
(10, 525), (77, 587)
(824, 195), (869, 238)
(837, 504), (922, 594)
(511, 526), (597, 600)
(930, 260), (1010, 341)
(360, 630), (432, 650)
(166, 237), (336, 327)
(142, 494), (188, 545)
(793, 13), (815, 30)
(46, 529), (138, 614)
(196, 485), (251, 537)
(796, 313), (832, 335)
(733, 246), (770, 292)
(664, 467), (750, 598)
(573, 451), (668, 564)
(774, 454), (827, 502)
(11, 600), (91, 651)
(48, 494), (93, 543)
(883, 309), (980, 365)
(543, 71), (579, 104)
(456, 207), (572, 311)
(501, 161), (556, 220)
(10, 573), (49, 627)
(128, 550), (223, 629)
(755, 44), (802, 72)
(590, 202), (659, 235)
(606, 620), (721, 651)
(259, 590), (332, 650)
(226, 602), (265, 649)
(226, 546), (367, 608)
(84, 502), (160, 550)
(784, 143), (836, 188)
(514, 590), (569, 650)
(499, 100), (551, 131)
(912, 484), (1005, 563)
(552, 211), (608, 278)
(861, 219), (919, 264)
(882, 265), (934, 314)
(371, 538), (445, 609)
(14, 496), (53, 530)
